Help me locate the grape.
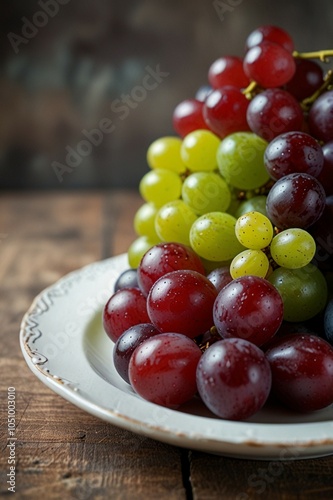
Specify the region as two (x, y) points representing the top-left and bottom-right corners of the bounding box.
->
(146, 137), (186, 174)
(284, 58), (324, 101)
(181, 171), (231, 215)
(196, 338), (272, 420)
(234, 195), (267, 218)
(230, 249), (270, 279)
(114, 268), (139, 292)
(172, 99), (209, 138)
(268, 264), (328, 322)
(265, 333), (333, 412)
(324, 298), (333, 345)
(264, 131), (324, 180)
(246, 88), (304, 142)
(155, 200), (197, 246)
(103, 288), (150, 343)
(318, 141), (333, 196)
(134, 203), (159, 241)
(147, 270), (218, 338)
(137, 242), (205, 296)
(309, 195), (333, 268)
(203, 86), (250, 138)
(235, 211), (273, 250)
(245, 25), (294, 53)
(180, 129), (220, 172)
(243, 41), (296, 88)
(216, 132), (269, 190)
(266, 172), (326, 229)
(270, 228), (316, 269)
(308, 90), (333, 143)
(129, 332), (202, 409)
(139, 168), (182, 207)
(127, 236), (161, 269)
(213, 275), (284, 346)
(208, 56), (250, 89)
(195, 85), (212, 102)
(190, 212), (244, 261)
(207, 266), (233, 293)
(113, 323), (161, 383)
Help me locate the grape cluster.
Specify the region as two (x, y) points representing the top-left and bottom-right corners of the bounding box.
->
(103, 25), (333, 421)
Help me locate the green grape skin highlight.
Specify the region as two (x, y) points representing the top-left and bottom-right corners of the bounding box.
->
(190, 212), (245, 261)
(230, 249), (270, 279)
(270, 229), (316, 269)
(182, 172), (231, 215)
(235, 211), (273, 250)
(268, 264), (328, 322)
(128, 235), (161, 268)
(147, 136), (186, 174)
(235, 195), (268, 218)
(181, 129), (220, 172)
(155, 200), (197, 246)
(139, 168), (182, 207)
(134, 203), (160, 241)
(217, 132), (270, 190)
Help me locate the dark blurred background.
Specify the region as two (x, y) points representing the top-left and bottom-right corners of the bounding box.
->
(1, 0), (332, 190)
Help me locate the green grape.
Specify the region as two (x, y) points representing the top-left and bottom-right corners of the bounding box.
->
(134, 203), (159, 240)
(270, 229), (316, 269)
(235, 211), (273, 250)
(268, 264), (328, 322)
(182, 172), (231, 215)
(139, 168), (182, 207)
(128, 236), (160, 268)
(190, 212), (245, 261)
(147, 136), (186, 174)
(230, 249), (269, 279)
(200, 257), (232, 273)
(217, 132), (269, 190)
(155, 200), (197, 246)
(235, 195), (268, 218)
(180, 129), (220, 172)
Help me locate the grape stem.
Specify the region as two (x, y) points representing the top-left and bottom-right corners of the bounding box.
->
(293, 49), (333, 63)
(242, 81), (259, 98)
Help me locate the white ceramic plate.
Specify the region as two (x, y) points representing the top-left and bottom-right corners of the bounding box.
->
(20, 254), (333, 460)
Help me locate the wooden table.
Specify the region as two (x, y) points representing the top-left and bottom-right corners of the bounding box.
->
(1, 190), (333, 499)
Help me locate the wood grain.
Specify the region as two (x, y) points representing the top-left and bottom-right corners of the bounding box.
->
(1, 191), (333, 499)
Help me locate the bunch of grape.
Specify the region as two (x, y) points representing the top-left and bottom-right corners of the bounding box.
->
(102, 25), (333, 421)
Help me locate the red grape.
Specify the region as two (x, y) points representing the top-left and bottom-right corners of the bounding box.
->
(207, 266), (233, 293)
(243, 41), (296, 88)
(173, 99), (209, 137)
(264, 131), (324, 180)
(208, 56), (249, 89)
(247, 88), (304, 141)
(129, 332), (202, 408)
(245, 25), (294, 53)
(103, 288), (149, 343)
(196, 338), (272, 420)
(147, 270), (218, 338)
(284, 58), (324, 101)
(113, 323), (161, 383)
(137, 242), (205, 296)
(114, 268), (139, 292)
(213, 275), (283, 346)
(266, 333), (333, 412)
(318, 141), (333, 195)
(203, 86), (250, 138)
(309, 90), (333, 143)
(266, 172), (326, 229)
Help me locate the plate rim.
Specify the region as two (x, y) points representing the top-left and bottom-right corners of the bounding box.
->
(19, 254), (333, 460)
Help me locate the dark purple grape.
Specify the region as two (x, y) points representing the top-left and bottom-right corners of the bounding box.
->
(284, 58), (324, 101)
(196, 338), (272, 420)
(114, 268), (138, 292)
(246, 88), (304, 142)
(206, 266), (233, 293)
(113, 323), (161, 383)
(264, 131), (324, 180)
(324, 298), (333, 346)
(266, 173), (326, 229)
(310, 195), (333, 268)
(318, 140), (333, 195)
(308, 90), (333, 143)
